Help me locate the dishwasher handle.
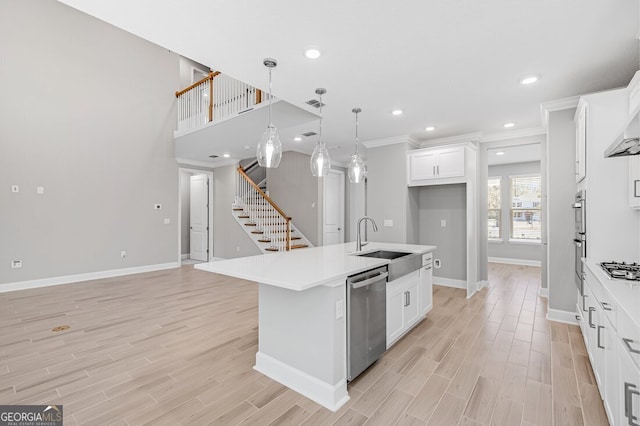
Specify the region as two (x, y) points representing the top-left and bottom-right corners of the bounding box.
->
(349, 271), (388, 289)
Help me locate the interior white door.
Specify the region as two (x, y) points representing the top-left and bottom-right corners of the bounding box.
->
(190, 175), (209, 261)
(323, 170), (345, 246)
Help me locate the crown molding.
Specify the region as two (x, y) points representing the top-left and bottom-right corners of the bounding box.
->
(362, 134), (420, 149)
(540, 96), (580, 130)
(419, 132), (483, 148)
(480, 126), (546, 143)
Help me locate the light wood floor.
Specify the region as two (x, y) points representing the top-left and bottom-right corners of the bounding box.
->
(0, 263), (606, 425)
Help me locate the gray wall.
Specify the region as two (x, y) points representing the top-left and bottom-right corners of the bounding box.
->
(346, 178), (366, 242)
(418, 184), (467, 281)
(267, 151), (321, 246)
(488, 161), (542, 263)
(547, 108), (578, 312)
(0, 0), (180, 285)
(366, 143), (412, 243)
(212, 165), (261, 259)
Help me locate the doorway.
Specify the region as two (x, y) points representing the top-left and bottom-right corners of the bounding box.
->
(178, 168), (214, 264)
(323, 169), (345, 245)
(485, 143), (543, 281)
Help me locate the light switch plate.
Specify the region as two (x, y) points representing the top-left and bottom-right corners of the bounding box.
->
(154, 204), (162, 210)
(383, 219), (393, 227)
(163, 218), (170, 224)
(11, 185), (19, 193)
(441, 220), (447, 227)
(36, 186), (44, 195)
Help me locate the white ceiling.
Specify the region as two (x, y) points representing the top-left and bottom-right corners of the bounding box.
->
(487, 143), (541, 166)
(57, 0), (639, 164)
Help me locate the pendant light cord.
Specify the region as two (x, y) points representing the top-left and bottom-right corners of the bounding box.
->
(268, 67), (273, 127)
(354, 111), (359, 154)
(318, 93), (323, 144)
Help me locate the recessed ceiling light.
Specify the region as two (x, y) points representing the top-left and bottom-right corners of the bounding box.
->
(392, 109), (403, 116)
(520, 76), (539, 85)
(425, 126), (435, 132)
(294, 136), (302, 142)
(223, 154), (230, 158)
(304, 48), (321, 59)
(496, 151), (505, 156)
(504, 122), (515, 128)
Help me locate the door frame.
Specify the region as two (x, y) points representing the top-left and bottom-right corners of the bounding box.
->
(322, 169), (345, 245)
(178, 168), (214, 263)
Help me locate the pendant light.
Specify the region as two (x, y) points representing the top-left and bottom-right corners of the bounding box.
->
(256, 58), (282, 168)
(310, 88), (331, 177)
(348, 108), (366, 183)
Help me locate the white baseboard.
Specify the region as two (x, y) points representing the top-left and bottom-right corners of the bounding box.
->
(0, 262), (180, 293)
(489, 257), (541, 267)
(538, 287), (549, 298)
(479, 280), (489, 289)
(254, 352), (349, 412)
(433, 276), (467, 289)
(546, 308), (578, 325)
(181, 253), (190, 260)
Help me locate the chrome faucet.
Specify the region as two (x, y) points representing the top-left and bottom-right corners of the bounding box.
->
(356, 216), (378, 251)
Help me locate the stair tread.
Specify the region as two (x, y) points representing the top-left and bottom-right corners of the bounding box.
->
(232, 208), (243, 211)
(265, 247), (279, 252)
(257, 239), (271, 243)
(251, 231), (264, 234)
(244, 223), (257, 226)
(291, 244), (309, 249)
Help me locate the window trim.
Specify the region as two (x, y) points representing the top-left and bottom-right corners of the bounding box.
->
(487, 176), (502, 240)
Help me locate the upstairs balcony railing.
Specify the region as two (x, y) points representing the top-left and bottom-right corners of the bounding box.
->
(175, 71), (268, 134)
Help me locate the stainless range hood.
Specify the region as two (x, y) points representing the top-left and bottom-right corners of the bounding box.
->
(605, 109), (640, 157)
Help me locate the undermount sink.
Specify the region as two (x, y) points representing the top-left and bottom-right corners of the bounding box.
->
(355, 250), (421, 281)
(355, 250), (412, 260)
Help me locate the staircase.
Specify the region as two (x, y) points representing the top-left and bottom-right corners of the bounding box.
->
(233, 166), (312, 253)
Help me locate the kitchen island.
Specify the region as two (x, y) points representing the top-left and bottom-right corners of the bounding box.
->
(195, 242), (436, 411)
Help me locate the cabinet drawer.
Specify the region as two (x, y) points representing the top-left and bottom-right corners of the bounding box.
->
(618, 306), (640, 371)
(422, 252), (432, 266)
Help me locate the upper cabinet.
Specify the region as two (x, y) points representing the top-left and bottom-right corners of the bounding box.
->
(575, 101), (587, 183)
(407, 145), (466, 186)
(630, 151), (640, 210)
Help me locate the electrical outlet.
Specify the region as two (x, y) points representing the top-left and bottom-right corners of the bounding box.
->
(236, 246), (240, 252)
(121, 251), (127, 258)
(11, 260), (22, 269)
(11, 185), (19, 193)
(163, 218), (170, 224)
(335, 299), (344, 319)
(384, 219), (393, 227)
(36, 186), (44, 195)
(434, 259), (441, 269)
(441, 219), (447, 227)
(154, 204), (162, 210)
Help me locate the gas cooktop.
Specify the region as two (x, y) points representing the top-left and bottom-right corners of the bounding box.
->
(600, 261), (640, 282)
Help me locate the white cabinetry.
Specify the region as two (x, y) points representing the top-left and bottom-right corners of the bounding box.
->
(578, 262), (640, 426)
(386, 270), (420, 347)
(419, 253), (433, 316)
(630, 156), (640, 209)
(575, 101), (587, 183)
(407, 146), (465, 185)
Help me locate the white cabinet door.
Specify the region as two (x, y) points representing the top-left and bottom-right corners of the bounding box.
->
(437, 147), (465, 179)
(419, 264), (433, 316)
(618, 337), (640, 426)
(576, 103), (587, 183)
(630, 156), (640, 209)
(404, 280), (420, 328)
(409, 150), (437, 181)
(386, 284), (405, 346)
(603, 314), (620, 426)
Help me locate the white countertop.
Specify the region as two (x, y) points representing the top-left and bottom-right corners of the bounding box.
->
(195, 242), (436, 291)
(583, 258), (640, 329)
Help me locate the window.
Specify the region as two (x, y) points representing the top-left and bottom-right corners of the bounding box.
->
(488, 177), (501, 239)
(510, 175), (541, 240)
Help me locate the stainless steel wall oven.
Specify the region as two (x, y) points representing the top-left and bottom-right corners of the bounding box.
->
(572, 190), (586, 295)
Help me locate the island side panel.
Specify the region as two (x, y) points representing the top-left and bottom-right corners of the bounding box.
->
(255, 281), (348, 411)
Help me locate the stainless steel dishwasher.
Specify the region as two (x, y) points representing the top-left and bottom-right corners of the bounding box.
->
(347, 265), (388, 381)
